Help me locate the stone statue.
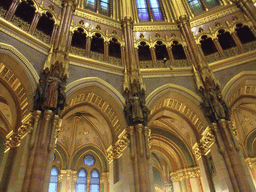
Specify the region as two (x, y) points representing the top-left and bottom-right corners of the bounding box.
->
(44, 71), (61, 110)
(56, 86), (66, 115)
(208, 89), (226, 120)
(124, 100), (132, 126)
(141, 100), (150, 126)
(131, 92), (143, 124)
(33, 79), (45, 111)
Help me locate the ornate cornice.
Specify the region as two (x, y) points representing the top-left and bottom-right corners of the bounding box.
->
(5, 112), (32, 151)
(74, 10), (122, 29)
(106, 129), (129, 163)
(170, 167), (201, 182)
(133, 24), (179, 32)
(191, 6), (240, 28)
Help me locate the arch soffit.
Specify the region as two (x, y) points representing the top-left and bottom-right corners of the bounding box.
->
(0, 43), (39, 90)
(151, 128), (195, 168)
(55, 143), (67, 169)
(196, 32), (215, 44)
(147, 84), (205, 135)
(222, 71), (256, 106)
(65, 77), (125, 136)
(66, 77), (125, 107)
(213, 27), (232, 39)
(71, 25), (89, 35)
(91, 30), (107, 41)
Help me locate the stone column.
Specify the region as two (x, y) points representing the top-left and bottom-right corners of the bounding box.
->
(22, 111), (62, 192)
(150, 46), (157, 67)
(167, 46), (175, 66)
(231, 32), (244, 53)
(121, 46), (126, 67)
(4, 0), (21, 21)
(104, 41), (110, 62)
(59, 169), (77, 192)
(50, 24), (58, 45)
(213, 38), (226, 59)
(183, 46), (193, 66)
(85, 36), (92, 57)
(28, 12), (41, 34)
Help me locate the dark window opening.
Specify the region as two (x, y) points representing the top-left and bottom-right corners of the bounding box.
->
(200, 35), (218, 56)
(138, 41), (152, 61)
(91, 33), (104, 54)
(217, 29), (236, 50)
(236, 23), (256, 44)
(172, 41), (186, 60)
(14, 0), (35, 24)
(36, 12), (54, 36)
(71, 28), (87, 49)
(109, 38), (121, 58)
(155, 41), (169, 60)
(0, 0), (12, 10)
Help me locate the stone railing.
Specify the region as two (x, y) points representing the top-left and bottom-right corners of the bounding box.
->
(157, 60), (170, 68)
(11, 15), (30, 32)
(243, 41), (256, 52)
(205, 52), (221, 63)
(90, 51), (103, 62)
(173, 59), (189, 67)
(223, 46), (240, 58)
(0, 6), (7, 17)
(70, 46), (86, 56)
(139, 60), (153, 68)
(33, 29), (50, 44)
(108, 56), (122, 66)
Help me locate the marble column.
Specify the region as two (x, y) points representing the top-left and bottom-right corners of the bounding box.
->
(104, 41), (110, 62)
(28, 12), (41, 34)
(150, 46), (157, 67)
(85, 36), (92, 57)
(231, 32), (244, 53)
(4, 0), (21, 21)
(213, 38), (226, 59)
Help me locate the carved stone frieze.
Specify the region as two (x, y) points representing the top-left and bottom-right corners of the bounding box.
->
(170, 167), (201, 182)
(5, 113), (32, 151)
(106, 130), (129, 163)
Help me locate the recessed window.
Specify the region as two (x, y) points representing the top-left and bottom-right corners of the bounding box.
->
(136, 0), (163, 21)
(84, 154), (96, 166)
(48, 167), (58, 192)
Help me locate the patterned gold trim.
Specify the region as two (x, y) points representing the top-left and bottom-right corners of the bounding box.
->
(170, 167), (201, 182)
(74, 10), (122, 29)
(191, 6), (240, 27)
(106, 129), (129, 163)
(133, 24), (179, 32)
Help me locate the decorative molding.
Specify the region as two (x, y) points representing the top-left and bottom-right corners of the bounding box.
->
(149, 98), (204, 133)
(106, 129), (129, 163)
(170, 167), (201, 182)
(74, 10), (122, 29)
(68, 92), (122, 135)
(133, 24), (179, 32)
(191, 6), (240, 27)
(5, 112), (32, 151)
(51, 0), (62, 7)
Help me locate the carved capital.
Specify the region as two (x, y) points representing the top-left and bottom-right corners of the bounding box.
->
(170, 167), (201, 182)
